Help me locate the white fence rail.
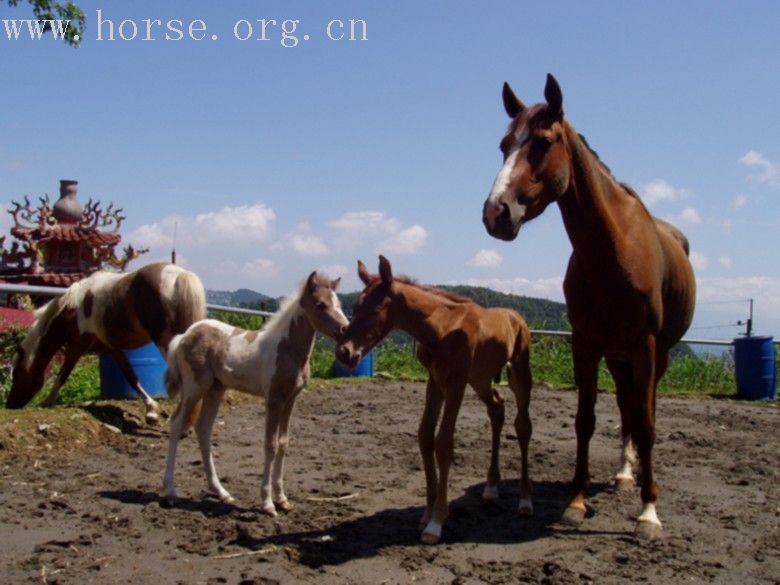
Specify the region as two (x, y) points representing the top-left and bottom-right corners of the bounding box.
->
(1, 282), (774, 348)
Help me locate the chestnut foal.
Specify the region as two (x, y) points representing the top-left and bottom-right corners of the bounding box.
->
(337, 256), (533, 544)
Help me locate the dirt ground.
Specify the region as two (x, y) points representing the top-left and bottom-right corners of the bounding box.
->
(1, 381), (778, 585)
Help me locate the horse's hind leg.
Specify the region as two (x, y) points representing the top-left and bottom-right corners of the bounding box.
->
(508, 350), (534, 516)
(473, 380), (505, 502)
(271, 388), (303, 513)
(110, 350), (159, 425)
(195, 384), (232, 503)
(607, 358), (637, 491)
(163, 384), (203, 504)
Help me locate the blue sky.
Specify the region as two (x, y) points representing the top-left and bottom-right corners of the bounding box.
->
(2, 1), (779, 338)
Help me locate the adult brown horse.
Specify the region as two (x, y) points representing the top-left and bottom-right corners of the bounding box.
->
(6, 262), (207, 424)
(337, 256), (533, 544)
(482, 74), (695, 540)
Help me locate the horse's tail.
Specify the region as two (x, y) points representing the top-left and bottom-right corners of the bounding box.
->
(172, 270), (207, 334)
(164, 333), (201, 432)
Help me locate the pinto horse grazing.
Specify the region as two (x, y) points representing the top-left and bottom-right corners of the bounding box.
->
(163, 272), (348, 516)
(337, 256), (533, 544)
(482, 74), (696, 540)
(6, 263), (207, 424)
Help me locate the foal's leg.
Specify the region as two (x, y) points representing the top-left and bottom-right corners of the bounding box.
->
(508, 351), (534, 515)
(271, 388), (303, 512)
(260, 390), (286, 516)
(110, 350), (160, 424)
(163, 383), (203, 503)
(421, 379), (466, 545)
(563, 333), (601, 527)
(631, 336), (662, 540)
(473, 381), (505, 502)
(195, 384), (232, 503)
(607, 358), (637, 491)
(418, 377), (443, 533)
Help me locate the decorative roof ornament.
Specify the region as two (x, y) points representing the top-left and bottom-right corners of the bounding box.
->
(0, 179), (148, 287)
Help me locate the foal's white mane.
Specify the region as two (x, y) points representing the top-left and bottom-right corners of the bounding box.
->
(258, 282), (308, 340)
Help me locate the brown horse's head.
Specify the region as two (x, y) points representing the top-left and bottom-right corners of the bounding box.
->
(299, 271), (349, 341)
(336, 256), (395, 370)
(483, 73), (572, 241)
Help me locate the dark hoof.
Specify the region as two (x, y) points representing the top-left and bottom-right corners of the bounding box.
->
(635, 520), (663, 541)
(561, 506), (585, 527)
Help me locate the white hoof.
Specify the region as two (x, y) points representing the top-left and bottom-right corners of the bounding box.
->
(260, 502), (278, 517)
(145, 410), (160, 425)
(420, 520), (442, 545)
(482, 484), (500, 502)
(517, 497), (534, 516)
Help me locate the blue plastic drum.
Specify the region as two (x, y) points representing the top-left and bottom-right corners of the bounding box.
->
(99, 342), (168, 399)
(733, 336), (777, 400)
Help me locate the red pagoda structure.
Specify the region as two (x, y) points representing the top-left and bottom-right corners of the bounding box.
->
(0, 179), (147, 287)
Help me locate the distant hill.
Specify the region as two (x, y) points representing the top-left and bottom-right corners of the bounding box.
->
(210, 284), (568, 329)
(207, 288), (278, 311)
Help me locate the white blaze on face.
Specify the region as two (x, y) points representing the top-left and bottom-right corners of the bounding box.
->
(487, 124), (531, 217)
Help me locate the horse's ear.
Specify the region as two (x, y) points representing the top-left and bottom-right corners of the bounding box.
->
(357, 260), (371, 285)
(330, 277), (341, 291)
(544, 73), (563, 121)
(306, 270), (318, 291)
(502, 82), (525, 119)
(378, 255), (393, 284)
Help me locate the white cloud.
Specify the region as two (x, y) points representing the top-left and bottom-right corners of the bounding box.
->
(468, 249), (503, 269)
(640, 178), (689, 206)
(667, 207), (701, 227)
(718, 256), (733, 269)
(242, 258), (279, 278)
(286, 223), (329, 256)
(379, 224), (428, 255)
(127, 202), (276, 251)
(740, 150), (780, 187)
(733, 194), (748, 209)
(689, 250), (709, 270)
(329, 211), (428, 255)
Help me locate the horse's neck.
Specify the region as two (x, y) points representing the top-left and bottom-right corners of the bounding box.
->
(24, 310), (72, 373)
(393, 283), (450, 347)
(557, 123), (630, 268)
(265, 300), (316, 367)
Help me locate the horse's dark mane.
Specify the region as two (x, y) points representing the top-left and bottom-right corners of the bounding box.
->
(394, 276), (473, 305)
(575, 130), (642, 202)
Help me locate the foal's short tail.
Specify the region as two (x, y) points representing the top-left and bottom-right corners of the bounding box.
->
(165, 334), (201, 432)
(172, 270), (207, 334)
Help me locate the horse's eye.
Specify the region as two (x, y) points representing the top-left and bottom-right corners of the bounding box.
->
(536, 136), (553, 150)
(316, 302), (326, 310)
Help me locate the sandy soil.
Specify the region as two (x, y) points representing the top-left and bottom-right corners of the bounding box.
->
(1, 381), (778, 584)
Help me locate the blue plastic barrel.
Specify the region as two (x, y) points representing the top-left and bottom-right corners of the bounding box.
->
(733, 336), (777, 400)
(334, 350), (374, 377)
(99, 342), (168, 399)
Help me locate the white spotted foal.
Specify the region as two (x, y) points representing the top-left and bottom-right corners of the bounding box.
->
(163, 272), (347, 515)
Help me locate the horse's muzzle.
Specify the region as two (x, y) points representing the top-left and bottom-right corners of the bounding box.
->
(336, 344), (362, 371)
(483, 200), (520, 241)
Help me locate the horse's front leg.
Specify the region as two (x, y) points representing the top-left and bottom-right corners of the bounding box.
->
(562, 332), (601, 527)
(421, 378), (466, 545)
(508, 346), (534, 516)
(270, 386), (303, 513)
(260, 391), (285, 516)
(631, 334), (662, 541)
(418, 377), (443, 533)
(39, 343), (84, 407)
(473, 381), (505, 503)
(109, 350), (159, 424)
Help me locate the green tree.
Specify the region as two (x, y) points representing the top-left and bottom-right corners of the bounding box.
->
(6, 0), (85, 46)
